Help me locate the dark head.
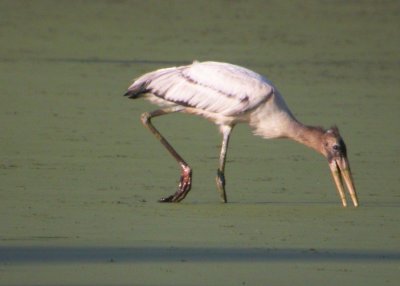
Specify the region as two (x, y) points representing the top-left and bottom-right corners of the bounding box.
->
(321, 127), (359, 207)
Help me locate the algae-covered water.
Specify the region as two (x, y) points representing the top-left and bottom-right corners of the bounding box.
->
(1, 1), (399, 285)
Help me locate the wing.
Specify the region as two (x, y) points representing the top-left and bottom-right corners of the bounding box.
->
(125, 61), (274, 116)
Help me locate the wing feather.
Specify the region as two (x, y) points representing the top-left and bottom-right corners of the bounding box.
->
(126, 61), (274, 116)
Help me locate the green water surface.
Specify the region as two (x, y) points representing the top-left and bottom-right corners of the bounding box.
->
(1, 1), (399, 285)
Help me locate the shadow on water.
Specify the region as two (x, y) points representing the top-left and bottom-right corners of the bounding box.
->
(1, 247), (399, 264)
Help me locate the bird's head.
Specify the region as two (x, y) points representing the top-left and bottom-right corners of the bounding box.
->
(321, 127), (359, 207)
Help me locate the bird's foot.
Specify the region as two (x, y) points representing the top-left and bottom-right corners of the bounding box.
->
(158, 195), (174, 202)
(159, 166), (192, 203)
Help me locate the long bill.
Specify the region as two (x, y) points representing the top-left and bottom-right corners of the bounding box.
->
(329, 157), (359, 207)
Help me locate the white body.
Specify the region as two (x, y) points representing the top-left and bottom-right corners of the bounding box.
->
(127, 61), (297, 138)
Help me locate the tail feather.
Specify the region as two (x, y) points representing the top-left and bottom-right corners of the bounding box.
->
(124, 66), (180, 99)
(123, 81), (149, 99)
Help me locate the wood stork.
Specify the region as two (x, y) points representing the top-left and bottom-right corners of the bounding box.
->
(124, 61), (359, 207)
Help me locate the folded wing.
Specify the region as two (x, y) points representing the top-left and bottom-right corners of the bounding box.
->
(125, 61), (274, 116)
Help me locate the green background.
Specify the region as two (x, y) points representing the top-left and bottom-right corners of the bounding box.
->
(1, 0), (399, 285)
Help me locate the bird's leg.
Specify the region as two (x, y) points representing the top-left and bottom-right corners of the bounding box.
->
(140, 107), (192, 203)
(216, 125), (233, 203)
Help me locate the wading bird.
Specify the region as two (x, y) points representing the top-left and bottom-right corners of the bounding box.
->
(124, 61), (359, 207)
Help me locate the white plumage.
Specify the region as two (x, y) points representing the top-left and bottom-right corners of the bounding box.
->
(129, 61), (272, 113)
(124, 61), (359, 207)
(127, 61), (289, 127)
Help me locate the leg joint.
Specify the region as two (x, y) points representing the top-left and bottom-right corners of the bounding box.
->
(140, 112), (151, 125)
(181, 164), (192, 176)
(216, 169), (225, 186)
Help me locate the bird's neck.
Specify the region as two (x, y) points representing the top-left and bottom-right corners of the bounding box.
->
(287, 121), (326, 155)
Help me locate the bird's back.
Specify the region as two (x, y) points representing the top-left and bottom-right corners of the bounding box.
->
(125, 61), (275, 117)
